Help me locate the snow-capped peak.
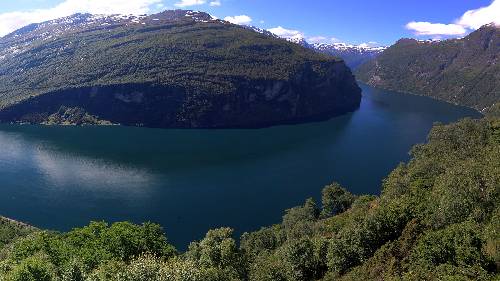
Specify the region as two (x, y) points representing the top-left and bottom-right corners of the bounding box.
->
(244, 26), (279, 38)
(312, 42), (386, 53)
(259, 28), (387, 52)
(417, 38), (442, 44)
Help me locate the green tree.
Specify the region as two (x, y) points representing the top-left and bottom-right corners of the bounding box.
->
(186, 227), (245, 279)
(6, 254), (56, 281)
(282, 198), (319, 240)
(320, 183), (355, 218)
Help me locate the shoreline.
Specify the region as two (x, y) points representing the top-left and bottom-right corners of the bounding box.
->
(0, 216), (36, 230)
(356, 80), (486, 115)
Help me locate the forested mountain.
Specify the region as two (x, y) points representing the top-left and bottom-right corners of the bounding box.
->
(1, 113), (498, 280)
(356, 24), (500, 111)
(0, 10), (361, 128)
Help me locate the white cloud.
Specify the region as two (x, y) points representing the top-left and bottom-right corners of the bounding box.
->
(308, 36), (327, 43)
(405, 21), (468, 36)
(267, 26), (304, 40)
(0, 0), (161, 37)
(209, 0), (221, 7)
(360, 42), (382, 48)
(224, 15), (252, 25)
(330, 37), (341, 43)
(174, 0), (206, 8)
(406, 0), (500, 36)
(359, 41), (382, 48)
(457, 0), (500, 29)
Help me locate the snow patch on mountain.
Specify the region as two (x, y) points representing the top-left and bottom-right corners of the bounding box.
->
(0, 10), (220, 62)
(312, 42), (387, 53)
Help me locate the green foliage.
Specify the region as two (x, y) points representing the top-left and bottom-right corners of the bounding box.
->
(408, 221), (490, 270)
(486, 103), (500, 118)
(240, 225), (286, 259)
(43, 106), (114, 126)
(320, 182), (355, 218)
(0, 217), (35, 250)
(271, 240), (318, 281)
(248, 238), (328, 281)
(249, 251), (288, 281)
(186, 227), (246, 280)
(5, 254), (56, 281)
(82, 254), (225, 281)
(247, 117), (499, 280)
(483, 207), (500, 270)
(0, 221), (176, 279)
(402, 263), (493, 281)
(282, 198), (319, 240)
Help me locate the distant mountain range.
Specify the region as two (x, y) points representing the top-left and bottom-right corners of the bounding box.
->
(286, 37), (387, 70)
(0, 10), (361, 128)
(356, 24), (500, 111)
(309, 42), (386, 70)
(248, 26), (387, 69)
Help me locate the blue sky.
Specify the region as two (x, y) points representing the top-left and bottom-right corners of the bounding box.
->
(0, 0), (498, 45)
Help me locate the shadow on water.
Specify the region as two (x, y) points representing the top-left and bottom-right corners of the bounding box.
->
(0, 113), (354, 173)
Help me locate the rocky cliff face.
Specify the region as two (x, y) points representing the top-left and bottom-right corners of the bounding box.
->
(356, 24), (499, 111)
(0, 10), (361, 128)
(0, 62), (359, 128)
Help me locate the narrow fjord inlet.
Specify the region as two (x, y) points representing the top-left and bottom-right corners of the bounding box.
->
(0, 1), (498, 280)
(0, 84), (481, 248)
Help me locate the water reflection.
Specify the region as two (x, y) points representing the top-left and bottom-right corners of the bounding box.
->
(0, 130), (158, 197)
(34, 149), (157, 193)
(0, 133), (26, 161)
(0, 83), (482, 249)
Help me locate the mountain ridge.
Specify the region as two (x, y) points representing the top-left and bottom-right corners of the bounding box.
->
(0, 10), (361, 128)
(309, 42), (386, 69)
(356, 24), (500, 111)
(244, 25), (387, 69)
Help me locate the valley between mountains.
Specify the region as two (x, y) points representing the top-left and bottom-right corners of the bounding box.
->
(0, 5), (498, 281)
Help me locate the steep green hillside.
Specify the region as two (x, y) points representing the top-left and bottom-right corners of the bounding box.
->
(356, 24), (500, 111)
(0, 217), (36, 250)
(1, 114), (498, 280)
(0, 10), (361, 128)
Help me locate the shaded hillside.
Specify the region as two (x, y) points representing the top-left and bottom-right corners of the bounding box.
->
(1, 114), (498, 280)
(356, 24), (500, 111)
(0, 10), (361, 128)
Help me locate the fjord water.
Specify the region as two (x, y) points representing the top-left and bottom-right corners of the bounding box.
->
(0, 84), (481, 248)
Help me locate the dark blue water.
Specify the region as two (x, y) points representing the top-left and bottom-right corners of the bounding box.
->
(0, 83), (481, 249)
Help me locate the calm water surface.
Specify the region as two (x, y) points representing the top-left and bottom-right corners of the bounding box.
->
(0, 84), (481, 248)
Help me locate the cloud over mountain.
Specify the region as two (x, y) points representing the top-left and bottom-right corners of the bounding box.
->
(224, 15), (252, 25)
(406, 0), (500, 36)
(267, 26), (304, 40)
(174, 0), (206, 8)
